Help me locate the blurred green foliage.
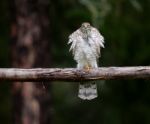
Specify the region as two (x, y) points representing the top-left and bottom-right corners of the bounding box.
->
(0, 0), (11, 123)
(0, 0), (150, 124)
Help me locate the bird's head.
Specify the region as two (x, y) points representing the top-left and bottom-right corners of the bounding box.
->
(80, 22), (91, 34)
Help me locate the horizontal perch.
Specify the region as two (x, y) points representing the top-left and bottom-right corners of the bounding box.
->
(0, 66), (150, 82)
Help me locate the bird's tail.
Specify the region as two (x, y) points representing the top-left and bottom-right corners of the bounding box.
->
(78, 82), (98, 100)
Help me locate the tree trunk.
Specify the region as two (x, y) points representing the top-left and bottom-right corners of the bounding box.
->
(10, 0), (52, 124)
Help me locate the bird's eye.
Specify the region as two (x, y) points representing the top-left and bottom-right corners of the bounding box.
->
(87, 25), (90, 28)
(81, 24), (85, 28)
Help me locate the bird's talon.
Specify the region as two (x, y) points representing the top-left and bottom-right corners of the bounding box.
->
(84, 65), (91, 72)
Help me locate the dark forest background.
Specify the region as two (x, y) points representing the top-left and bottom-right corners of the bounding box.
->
(0, 0), (150, 124)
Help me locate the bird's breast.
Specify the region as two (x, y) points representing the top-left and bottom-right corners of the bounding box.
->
(75, 38), (95, 61)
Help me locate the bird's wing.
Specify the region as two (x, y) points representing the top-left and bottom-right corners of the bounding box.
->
(90, 27), (104, 57)
(68, 29), (81, 55)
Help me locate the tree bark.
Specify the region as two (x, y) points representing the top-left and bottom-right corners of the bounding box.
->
(0, 67), (150, 81)
(10, 0), (52, 124)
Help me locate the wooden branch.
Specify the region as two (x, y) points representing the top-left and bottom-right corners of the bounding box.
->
(0, 66), (150, 82)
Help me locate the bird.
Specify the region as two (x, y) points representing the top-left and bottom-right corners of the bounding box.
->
(68, 22), (105, 100)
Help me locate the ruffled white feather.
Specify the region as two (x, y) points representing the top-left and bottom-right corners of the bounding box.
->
(68, 25), (104, 100)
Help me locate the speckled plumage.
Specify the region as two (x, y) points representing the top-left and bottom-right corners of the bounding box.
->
(68, 22), (104, 100)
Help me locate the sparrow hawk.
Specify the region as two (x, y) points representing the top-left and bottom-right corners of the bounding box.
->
(68, 22), (104, 100)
